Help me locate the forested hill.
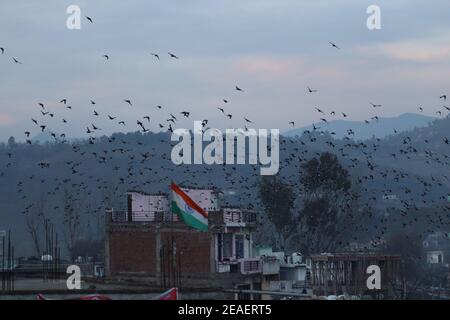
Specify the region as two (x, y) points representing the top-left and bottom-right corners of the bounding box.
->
(2, 115), (450, 256)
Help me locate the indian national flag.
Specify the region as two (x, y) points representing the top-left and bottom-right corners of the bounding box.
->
(171, 183), (208, 232)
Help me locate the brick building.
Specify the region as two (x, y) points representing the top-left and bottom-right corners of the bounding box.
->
(105, 188), (262, 292)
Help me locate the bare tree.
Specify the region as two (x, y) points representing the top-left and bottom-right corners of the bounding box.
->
(62, 187), (84, 260)
(25, 197), (45, 257)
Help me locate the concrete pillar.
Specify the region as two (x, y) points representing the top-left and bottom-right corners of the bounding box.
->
(104, 210), (111, 276)
(156, 230), (161, 274)
(210, 233), (216, 273)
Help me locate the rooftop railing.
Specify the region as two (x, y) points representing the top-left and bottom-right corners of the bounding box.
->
(106, 209), (179, 223)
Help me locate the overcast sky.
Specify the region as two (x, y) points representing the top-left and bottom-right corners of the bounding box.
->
(1, 0), (450, 141)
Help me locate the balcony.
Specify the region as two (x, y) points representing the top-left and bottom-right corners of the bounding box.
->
(239, 258), (261, 275)
(209, 208), (257, 228)
(106, 209), (179, 224)
(107, 208), (257, 229)
(216, 263), (231, 273)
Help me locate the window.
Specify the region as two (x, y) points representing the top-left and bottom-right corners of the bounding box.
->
(235, 235), (244, 259)
(222, 234), (233, 260)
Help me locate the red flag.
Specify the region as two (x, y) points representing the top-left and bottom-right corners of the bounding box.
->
(155, 287), (178, 300)
(37, 293), (111, 300)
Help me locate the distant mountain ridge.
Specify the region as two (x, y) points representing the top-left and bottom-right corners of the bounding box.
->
(283, 113), (436, 140)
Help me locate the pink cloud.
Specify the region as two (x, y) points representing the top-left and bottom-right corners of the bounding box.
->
(0, 113), (16, 125)
(359, 35), (450, 62)
(230, 56), (294, 81)
(381, 44), (450, 62)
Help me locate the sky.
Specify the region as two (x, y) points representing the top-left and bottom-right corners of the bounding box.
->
(1, 0), (450, 141)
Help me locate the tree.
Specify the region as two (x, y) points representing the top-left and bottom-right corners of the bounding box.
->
(62, 188), (84, 260)
(7, 136), (16, 148)
(300, 152), (351, 199)
(259, 175), (295, 250)
(25, 198), (45, 257)
(382, 232), (427, 299)
(298, 152), (357, 254)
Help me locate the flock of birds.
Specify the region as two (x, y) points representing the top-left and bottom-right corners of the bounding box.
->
(2, 13), (450, 255)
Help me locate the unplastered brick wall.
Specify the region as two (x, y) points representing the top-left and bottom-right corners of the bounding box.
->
(109, 230), (157, 273)
(108, 226), (213, 275)
(161, 231), (212, 274)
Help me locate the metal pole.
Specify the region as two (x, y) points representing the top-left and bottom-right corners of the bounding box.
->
(1, 235), (4, 292)
(54, 232), (58, 280)
(11, 245), (14, 292)
(7, 230), (11, 292)
(50, 223), (54, 280)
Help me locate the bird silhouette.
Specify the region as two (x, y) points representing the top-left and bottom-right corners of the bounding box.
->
(370, 102), (382, 108)
(329, 41), (340, 49)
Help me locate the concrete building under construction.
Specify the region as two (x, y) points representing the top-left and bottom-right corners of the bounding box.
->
(104, 188), (262, 297)
(310, 253), (402, 298)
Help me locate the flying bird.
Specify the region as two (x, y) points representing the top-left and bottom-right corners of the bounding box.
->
(85, 16), (93, 23)
(329, 41), (340, 49)
(168, 52), (179, 59)
(151, 53), (160, 60)
(235, 86), (244, 92)
(315, 107), (324, 114)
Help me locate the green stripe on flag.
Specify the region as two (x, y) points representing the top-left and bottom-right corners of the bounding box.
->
(171, 201), (208, 232)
